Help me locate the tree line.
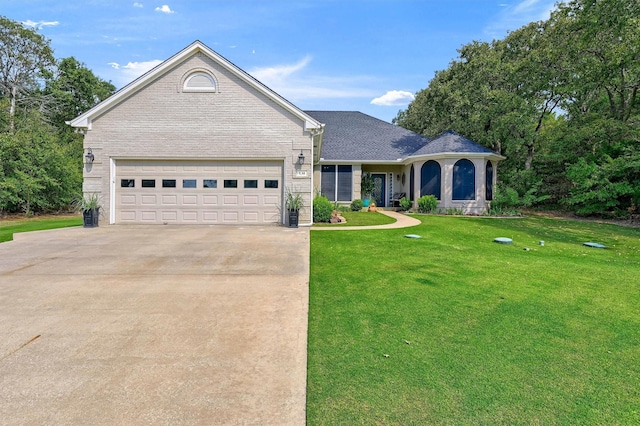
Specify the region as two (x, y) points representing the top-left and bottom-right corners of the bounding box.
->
(395, 0), (639, 217)
(0, 16), (115, 215)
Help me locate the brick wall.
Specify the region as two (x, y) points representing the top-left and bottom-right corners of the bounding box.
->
(82, 52), (314, 223)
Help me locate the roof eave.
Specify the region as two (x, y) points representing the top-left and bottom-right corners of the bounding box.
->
(403, 152), (505, 164)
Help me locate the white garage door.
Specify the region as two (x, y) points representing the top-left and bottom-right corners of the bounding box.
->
(115, 160), (283, 224)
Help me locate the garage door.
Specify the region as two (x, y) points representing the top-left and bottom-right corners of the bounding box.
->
(115, 160), (283, 224)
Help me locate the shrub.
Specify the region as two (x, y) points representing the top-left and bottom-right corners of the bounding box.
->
(417, 195), (438, 213)
(350, 199), (364, 211)
(399, 197), (412, 211)
(313, 195), (333, 223)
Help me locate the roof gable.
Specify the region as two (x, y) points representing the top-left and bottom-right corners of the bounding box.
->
(68, 40), (322, 132)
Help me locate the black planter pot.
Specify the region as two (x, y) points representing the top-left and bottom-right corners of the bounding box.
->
(83, 208), (99, 228)
(287, 209), (299, 228)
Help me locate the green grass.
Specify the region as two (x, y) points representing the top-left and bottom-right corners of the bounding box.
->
(307, 215), (640, 425)
(313, 211), (397, 227)
(0, 215), (82, 243)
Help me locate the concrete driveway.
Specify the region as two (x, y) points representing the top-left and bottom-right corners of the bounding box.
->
(0, 225), (309, 425)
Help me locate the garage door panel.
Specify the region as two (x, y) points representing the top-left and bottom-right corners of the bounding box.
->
(116, 160), (283, 224)
(120, 211), (136, 221)
(243, 195), (259, 205)
(141, 195), (156, 205)
(223, 211), (239, 222)
(203, 195), (218, 205)
(161, 211), (178, 221)
(141, 211), (157, 221)
(182, 195), (197, 205)
(264, 195), (279, 205)
(121, 195), (136, 205)
(162, 195), (178, 205)
(223, 195), (238, 205)
(203, 211), (218, 222)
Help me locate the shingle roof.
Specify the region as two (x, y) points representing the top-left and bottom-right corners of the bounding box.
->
(305, 111), (429, 161)
(305, 111), (498, 162)
(411, 130), (497, 156)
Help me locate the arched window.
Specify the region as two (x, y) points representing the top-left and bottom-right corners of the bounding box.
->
(183, 71), (217, 92)
(486, 161), (494, 201)
(453, 159), (475, 200)
(409, 165), (415, 201)
(420, 160), (441, 199)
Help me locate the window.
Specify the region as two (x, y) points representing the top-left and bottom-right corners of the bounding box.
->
(183, 71), (217, 92)
(409, 165), (415, 201)
(244, 180), (258, 189)
(321, 165), (352, 201)
(420, 160), (441, 199)
(142, 179), (156, 188)
(203, 179), (217, 188)
(453, 159), (476, 200)
(224, 180), (238, 188)
(121, 179), (135, 188)
(183, 179), (197, 188)
(337, 165), (352, 201)
(162, 179), (176, 188)
(321, 166), (336, 201)
(486, 161), (494, 201)
(264, 180), (278, 188)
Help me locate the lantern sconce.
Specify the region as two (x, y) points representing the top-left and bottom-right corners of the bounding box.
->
(297, 150), (305, 165)
(84, 148), (95, 164)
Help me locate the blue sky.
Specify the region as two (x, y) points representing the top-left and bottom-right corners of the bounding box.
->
(3, 0), (557, 123)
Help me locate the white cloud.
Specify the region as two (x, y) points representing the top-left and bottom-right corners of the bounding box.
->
(484, 0), (556, 37)
(155, 5), (175, 14)
(22, 20), (60, 29)
(133, 2), (143, 7)
(108, 60), (163, 86)
(249, 56), (377, 102)
(370, 90), (415, 106)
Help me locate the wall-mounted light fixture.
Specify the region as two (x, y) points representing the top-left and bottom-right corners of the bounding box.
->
(297, 150), (305, 165)
(85, 148), (94, 164)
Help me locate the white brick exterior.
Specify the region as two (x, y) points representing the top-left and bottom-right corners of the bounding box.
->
(74, 43), (320, 225)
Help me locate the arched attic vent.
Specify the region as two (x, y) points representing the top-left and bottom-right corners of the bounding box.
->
(182, 69), (218, 92)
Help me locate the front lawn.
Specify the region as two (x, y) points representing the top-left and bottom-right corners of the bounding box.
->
(0, 215), (82, 243)
(313, 211), (397, 227)
(307, 215), (640, 424)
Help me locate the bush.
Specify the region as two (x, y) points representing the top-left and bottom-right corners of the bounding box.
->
(313, 195), (333, 223)
(399, 197), (412, 211)
(350, 199), (363, 211)
(417, 195), (438, 213)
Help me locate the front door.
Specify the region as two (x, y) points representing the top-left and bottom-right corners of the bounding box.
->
(371, 173), (386, 207)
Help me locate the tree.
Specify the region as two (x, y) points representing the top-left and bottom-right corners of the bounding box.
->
(44, 56), (115, 130)
(0, 16), (55, 133)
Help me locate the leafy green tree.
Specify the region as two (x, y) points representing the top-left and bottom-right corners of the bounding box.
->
(43, 56), (115, 130)
(0, 16), (55, 132)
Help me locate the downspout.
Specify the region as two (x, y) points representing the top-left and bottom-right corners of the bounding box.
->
(302, 125), (324, 227)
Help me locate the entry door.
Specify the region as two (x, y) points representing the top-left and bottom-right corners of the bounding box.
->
(371, 173), (386, 207)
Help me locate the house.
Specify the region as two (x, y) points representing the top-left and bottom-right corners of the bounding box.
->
(307, 111), (504, 214)
(69, 41), (503, 226)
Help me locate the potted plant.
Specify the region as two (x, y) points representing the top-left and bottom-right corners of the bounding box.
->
(76, 193), (101, 228)
(360, 172), (376, 207)
(285, 188), (305, 228)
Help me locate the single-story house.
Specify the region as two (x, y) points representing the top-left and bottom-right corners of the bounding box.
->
(69, 41), (503, 226)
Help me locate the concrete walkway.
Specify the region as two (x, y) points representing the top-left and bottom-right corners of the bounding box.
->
(0, 225), (309, 425)
(311, 210), (421, 231)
